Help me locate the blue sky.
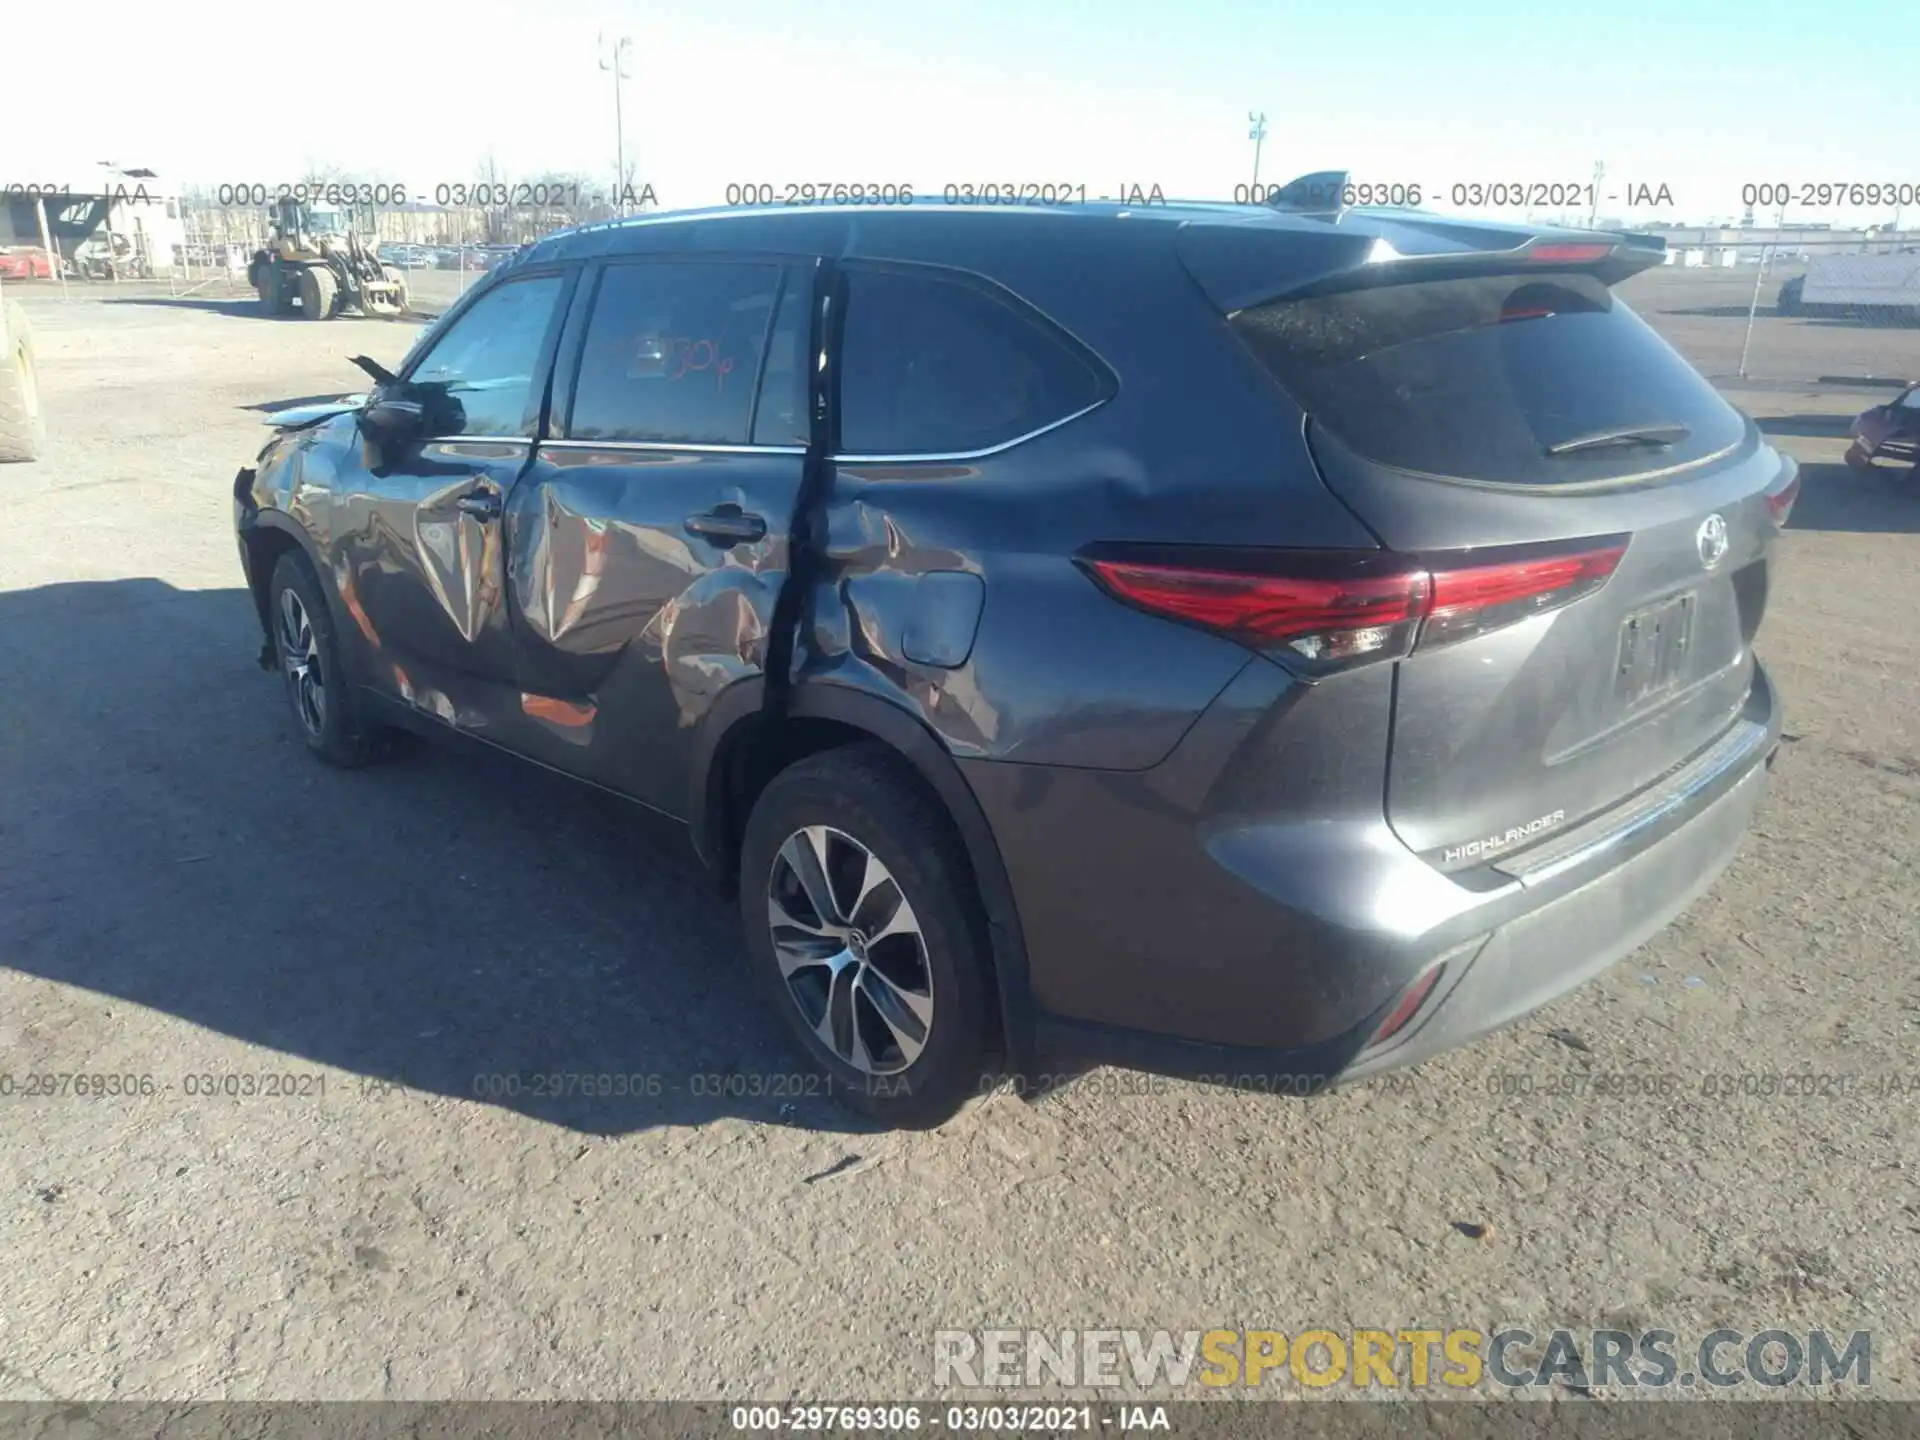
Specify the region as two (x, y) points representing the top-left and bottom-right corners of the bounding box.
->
(6, 0), (1914, 225)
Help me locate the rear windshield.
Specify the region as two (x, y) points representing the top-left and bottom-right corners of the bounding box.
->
(1230, 273), (1747, 486)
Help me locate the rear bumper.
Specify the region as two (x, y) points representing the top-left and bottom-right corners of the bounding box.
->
(1336, 726), (1768, 1082)
(989, 660), (1781, 1089)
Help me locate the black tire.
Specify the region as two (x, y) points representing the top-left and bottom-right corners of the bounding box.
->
(0, 299), (45, 464)
(298, 266), (336, 320)
(739, 743), (995, 1127)
(266, 550), (388, 767)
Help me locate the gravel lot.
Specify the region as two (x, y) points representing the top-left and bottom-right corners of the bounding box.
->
(0, 270), (1916, 1403)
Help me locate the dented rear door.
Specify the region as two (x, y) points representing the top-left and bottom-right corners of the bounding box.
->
(502, 256), (813, 815)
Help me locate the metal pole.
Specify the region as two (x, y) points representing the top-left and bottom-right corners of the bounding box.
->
(1737, 244), (1770, 380)
(601, 34), (634, 215)
(1588, 161), (1604, 228)
(102, 198), (119, 283)
(1248, 112), (1268, 194)
(34, 196), (67, 299)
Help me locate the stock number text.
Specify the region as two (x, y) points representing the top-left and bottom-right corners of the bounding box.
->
(1743, 182), (1918, 209)
(1236, 180), (1421, 207)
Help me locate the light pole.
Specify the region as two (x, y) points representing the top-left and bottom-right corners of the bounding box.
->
(1588, 160), (1604, 228)
(599, 33), (634, 214)
(1248, 112), (1268, 195)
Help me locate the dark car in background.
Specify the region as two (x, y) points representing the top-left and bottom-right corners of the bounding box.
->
(471, 244), (523, 273)
(431, 246), (490, 271)
(1845, 383), (1920, 486)
(377, 243), (434, 271)
(232, 189), (1793, 1124)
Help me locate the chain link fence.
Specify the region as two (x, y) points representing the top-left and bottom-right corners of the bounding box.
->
(42, 183), (1920, 393)
(165, 184), (645, 313)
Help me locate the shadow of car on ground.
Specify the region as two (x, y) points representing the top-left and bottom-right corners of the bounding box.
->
(0, 578), (893, 1137)
(1781, 462), (1920, 535)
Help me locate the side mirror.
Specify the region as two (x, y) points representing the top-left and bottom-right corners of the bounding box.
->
(360, 397), (424, 447)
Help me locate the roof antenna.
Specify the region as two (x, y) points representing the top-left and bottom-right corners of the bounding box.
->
(1265, 170), (1350, 218)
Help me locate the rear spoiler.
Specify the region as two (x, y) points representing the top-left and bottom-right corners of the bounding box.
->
(1186, 180), (1668, 312)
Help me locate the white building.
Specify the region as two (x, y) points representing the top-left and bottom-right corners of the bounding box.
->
(0, 166), (186, 277)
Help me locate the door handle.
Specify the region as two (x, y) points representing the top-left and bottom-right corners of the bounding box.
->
(455, 489), (502, 521)
(685, 504), (768, 546)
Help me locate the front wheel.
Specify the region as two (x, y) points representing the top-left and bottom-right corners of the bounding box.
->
(297, 266), (336, 320)
(266, 551), (388, 766)
(739, 744), (995, 1126)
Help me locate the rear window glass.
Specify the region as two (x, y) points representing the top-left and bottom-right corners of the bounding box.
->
(838, 266), (1109, 456)
(1231, 273), (1747, 486)
(570, 261), (785, 445)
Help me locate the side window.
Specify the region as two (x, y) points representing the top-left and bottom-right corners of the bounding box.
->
(837, 266), (1109, 456)
(569, 262), (791, 444)
(408, 274), (566, 437)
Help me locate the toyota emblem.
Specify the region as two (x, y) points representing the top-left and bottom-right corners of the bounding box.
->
(1696, 513), (1729, 570)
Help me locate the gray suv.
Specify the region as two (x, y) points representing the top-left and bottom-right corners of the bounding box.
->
(233, 188), (1793, 1124)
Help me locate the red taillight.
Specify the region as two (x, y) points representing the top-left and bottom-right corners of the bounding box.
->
(1082, 538), (1627, 675)
(1424, 544), (1626, 648)
(1527, 242), (1616, 263)
(1764, 471), (1800, 528)
(1368, 965), (1445, 1047)
(1082, 560), (1429, 668)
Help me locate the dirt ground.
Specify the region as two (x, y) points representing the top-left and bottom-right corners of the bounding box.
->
(0, 273), (1916, 1403)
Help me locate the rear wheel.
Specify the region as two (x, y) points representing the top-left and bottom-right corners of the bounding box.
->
(297, 266), (336, 320)
(0, 300), (45, 463)
(739, 744), (994, 1126)
(266, 551), (388, 766)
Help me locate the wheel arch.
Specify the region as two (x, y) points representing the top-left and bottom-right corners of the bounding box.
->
(692, 680), (1035, 1068)
(239, 511), (316, 638)
(237, 509), (369, 685)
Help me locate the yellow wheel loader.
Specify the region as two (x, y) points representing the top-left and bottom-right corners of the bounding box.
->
(247, 198), (408, 320)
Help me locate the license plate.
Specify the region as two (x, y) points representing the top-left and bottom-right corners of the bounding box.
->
(1615, 593), (1695, 707)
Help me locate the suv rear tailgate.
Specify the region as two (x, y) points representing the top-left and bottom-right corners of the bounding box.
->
(1311, 421), (1784, 864)
(1220, 254), (1784, 869)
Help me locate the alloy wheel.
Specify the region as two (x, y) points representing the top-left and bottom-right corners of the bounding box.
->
(277, 587), (326, 737)
(766, 825), (934, 1076)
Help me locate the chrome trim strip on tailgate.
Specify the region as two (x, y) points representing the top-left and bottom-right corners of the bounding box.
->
(1494, 718), (1774, 889)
